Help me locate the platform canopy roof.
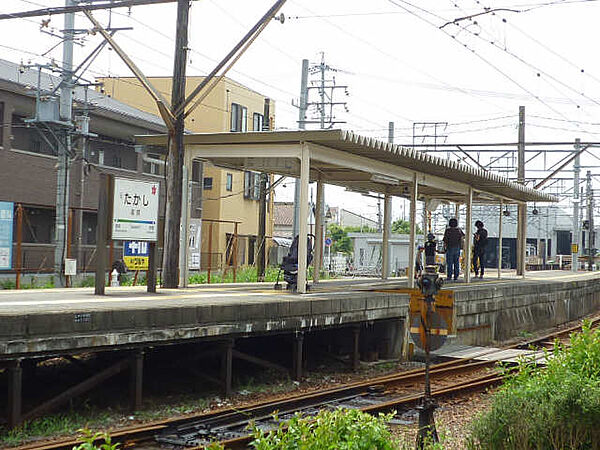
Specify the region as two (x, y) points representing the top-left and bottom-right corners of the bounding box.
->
(137, 129), (556, 204)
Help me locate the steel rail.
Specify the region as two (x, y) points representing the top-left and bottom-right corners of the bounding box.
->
(19, 314), (600, 450)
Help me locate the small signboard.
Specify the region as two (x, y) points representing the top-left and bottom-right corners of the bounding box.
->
(188, 218), (202, 270)
(325, 237), (332, 247)
(0, 201), (14, 270)
(64, 258), (77, 276)
(112, 178), (159, 241)
(123, 241), (149, 270)
(572, 244), (579, 253)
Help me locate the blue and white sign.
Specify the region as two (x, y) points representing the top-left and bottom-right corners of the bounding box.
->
(325, 237), (332, 247)
(123, 240), (150, 270)
(0, 202), (14, 270)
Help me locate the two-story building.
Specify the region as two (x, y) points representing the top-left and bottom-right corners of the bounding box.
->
(0, 58), (169, 279)
(96, 76), (275, 270)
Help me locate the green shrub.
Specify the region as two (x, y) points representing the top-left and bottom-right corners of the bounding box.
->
(72, 428), (119, 450)
(249, 408), (397, 449)
(468, 321), (600, 449)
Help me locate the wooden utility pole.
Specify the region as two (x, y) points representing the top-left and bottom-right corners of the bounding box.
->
(163, 0), (190, 288)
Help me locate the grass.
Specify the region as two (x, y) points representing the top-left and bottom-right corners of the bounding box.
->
(468, 320), (600, 449)
(0, 410), (118, 447)
(1, 265), (339, 290)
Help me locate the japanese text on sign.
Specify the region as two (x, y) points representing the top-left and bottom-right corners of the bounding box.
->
(0, 202), (14, 270)
(112, 178), (159, 241)
(123, 240), (149, 270)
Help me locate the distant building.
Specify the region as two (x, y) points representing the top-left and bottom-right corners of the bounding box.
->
(274, 202), (294, 238)
(348, 232), (424, 276)
(329, 206), (379, 230)
(469, 204), (593, 269)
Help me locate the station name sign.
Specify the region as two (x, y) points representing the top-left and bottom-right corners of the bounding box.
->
(112, 178), (159, 241)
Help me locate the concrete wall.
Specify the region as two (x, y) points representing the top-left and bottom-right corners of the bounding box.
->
(452, 276), (600, 346)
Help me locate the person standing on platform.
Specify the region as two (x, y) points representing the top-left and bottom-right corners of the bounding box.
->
(443, 218), (465, 282)
(415, 245), (424, 279)
(473, 220), (488, 279)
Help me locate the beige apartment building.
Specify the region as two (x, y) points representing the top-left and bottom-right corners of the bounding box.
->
(97, 76), (275, 270)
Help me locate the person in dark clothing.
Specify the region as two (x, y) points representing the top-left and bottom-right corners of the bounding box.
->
(473, 220), (488, 279)
(443, 218), (465, 281)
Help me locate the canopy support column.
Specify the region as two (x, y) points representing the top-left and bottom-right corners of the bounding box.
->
(517, 203), (527, 277)
(297, 143), (310, 293)
(465, 187), (473, 283)
(382, 194), (392, 279)
(498, 199), (503, 279)
(408, 173), (418, 288)
(313, 180), (324, 284)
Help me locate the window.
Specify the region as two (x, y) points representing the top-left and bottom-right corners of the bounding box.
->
(192, 160), (202, 182)
(203, 177), (213, 190)
(230, 103), (248, 132)
(226, 173), (233, 191)
(253, 112), (264, 131)
(243, 171), (261, 200)
(142, 153), (165, 176)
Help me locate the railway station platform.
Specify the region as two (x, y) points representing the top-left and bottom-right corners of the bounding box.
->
(1, 270), (599, 427)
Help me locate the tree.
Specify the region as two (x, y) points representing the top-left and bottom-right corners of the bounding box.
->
(391, 219), (422, 235)
(327, 223), (353, 254)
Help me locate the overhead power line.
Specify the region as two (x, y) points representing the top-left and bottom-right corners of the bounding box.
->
(0, 0), (187, 20)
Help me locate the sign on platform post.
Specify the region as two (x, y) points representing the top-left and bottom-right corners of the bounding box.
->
(112, 178), (159, 241)
(64, 258), (77, 276)
(123, 241), (150, 271)
(0, 201), (14, 270)
(188, 218), (202, 270)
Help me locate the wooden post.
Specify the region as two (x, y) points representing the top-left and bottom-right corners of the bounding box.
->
(162, 0), (190, 288)
(95, 174), (110, 295)
(293, 332), (304, 380)
(352, 326), (360, 372)
(233, 222), (238, 283)
(15, 204), (23, 290)
(147, 242), (157, 293)
(129, 350), (144, 412)
(207, 221), (213, 284)
(7, 360), (22, 428)
(133, 270), (139, 286)
(221, 340), (233, 397)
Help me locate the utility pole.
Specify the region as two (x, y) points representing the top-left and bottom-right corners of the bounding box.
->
(292, 59), (309, 238)
(587, 170), (594, 270)
(516, 106), (526, 276)
(573, 138), (581, 272)
(54, 0), (75, 287)
(162, 0), (189, 288)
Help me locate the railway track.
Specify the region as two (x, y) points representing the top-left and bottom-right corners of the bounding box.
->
(17, 315), (600, 450)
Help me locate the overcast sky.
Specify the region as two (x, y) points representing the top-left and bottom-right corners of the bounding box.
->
(3, 0), (600, 225)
